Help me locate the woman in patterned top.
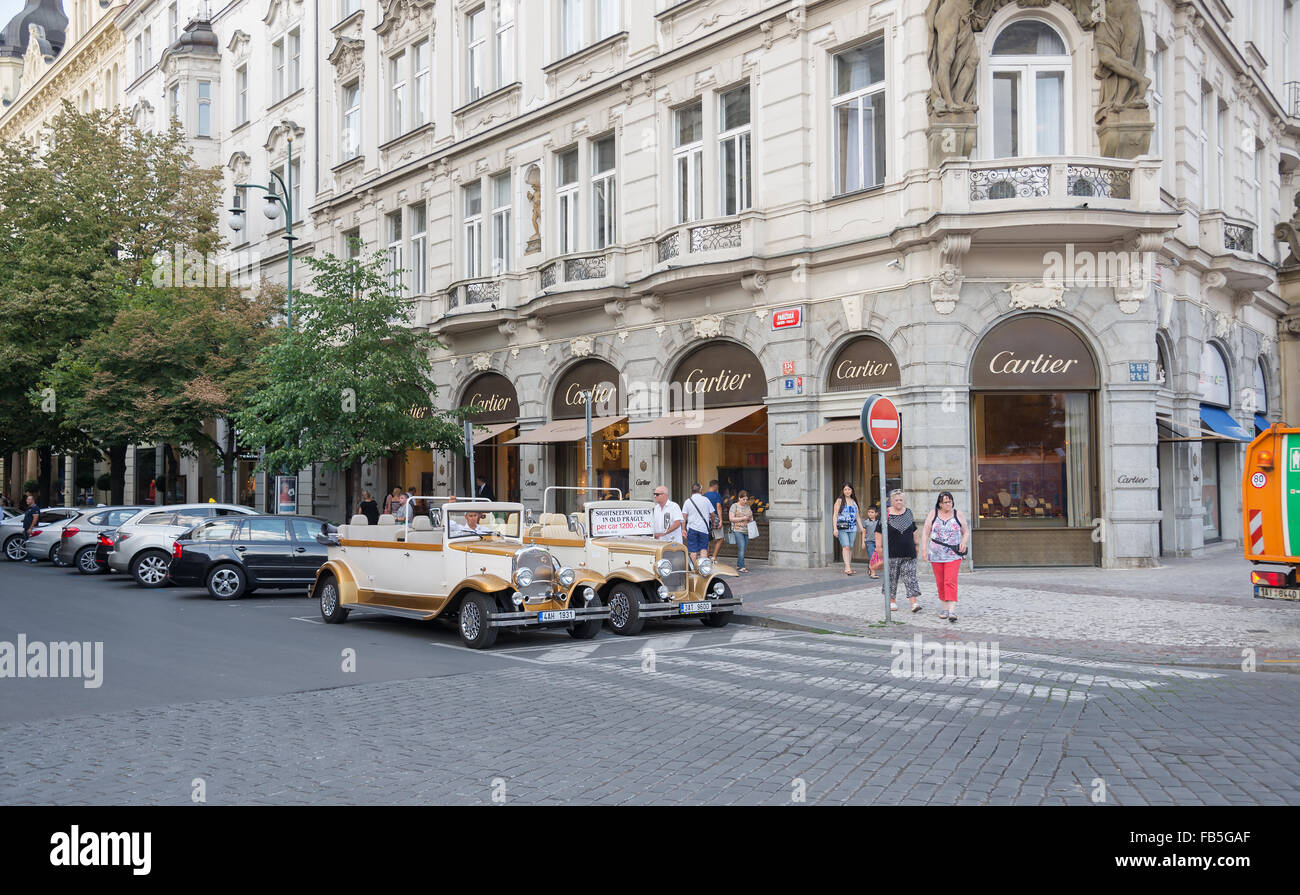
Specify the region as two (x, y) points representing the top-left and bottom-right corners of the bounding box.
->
(922, 490), (969, 622)
(874, 489), (922, 612)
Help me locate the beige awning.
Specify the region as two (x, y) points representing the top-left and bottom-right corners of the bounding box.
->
(619, 404), (766, 440)
(471, 422), (517, 445)
(784, 418), (864, 446)
(507, 416), (627, 445)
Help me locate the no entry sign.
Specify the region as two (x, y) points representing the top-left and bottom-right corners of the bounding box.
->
(861, 394), (900, 452)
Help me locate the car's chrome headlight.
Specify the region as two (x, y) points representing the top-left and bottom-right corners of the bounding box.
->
(558, 567), (576, 587)
(656, 558), (672, 577)
(697, 558), (713, 576)
(512, 591), (525, 607)
(712, 581), (726, 596)
(515, 568), (533, 588)
(581, 586), (597, 605)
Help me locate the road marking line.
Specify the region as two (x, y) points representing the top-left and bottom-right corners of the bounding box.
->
(291, 616), (324, 625)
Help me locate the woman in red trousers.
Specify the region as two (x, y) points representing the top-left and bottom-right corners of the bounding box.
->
(921, 491), (968, 622)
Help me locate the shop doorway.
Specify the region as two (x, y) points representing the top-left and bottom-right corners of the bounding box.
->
(830, 438), (901, 563)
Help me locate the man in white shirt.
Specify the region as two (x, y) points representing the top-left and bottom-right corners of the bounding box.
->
(683, 481), (716, 561)
(651, 485), (685, 544)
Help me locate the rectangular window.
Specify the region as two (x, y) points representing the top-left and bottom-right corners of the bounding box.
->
(1252, 143), (1263, 231)
(1216, 104), (1226, 208)
(596, 0), (618, 39)
(491, 172), (512, 274)
(412, 40), (429, 127)
(409, 203), (427, 294)
(289, 29), (301, 94)
(992, 71), (1019, 158)
(719, 84), (752, 215)
(1199, 88), (1211, 208)
(832, 37), (887, 193)
(1150, 48), (1163, 157)
(464, 181), (483, 278)
(556, 147), (579, 254)
(561, 0), (582, 56)
(343, 227), (362, 259)
(387, 211), (404, 289)
(389, 51), (406, 138)
(272, 38), (285, 102)
(674, 101), (704, 223)
(134, 35), (142, 79)
(468, 7), (486, 102)
(168, 2), (178, 44)
(341, 0), (360, 19)
(144, 27), (152, 70)
(271, 160), (302, 225)
(234, 187), (249, 243)
(496, 0), (516, 87)
(235, 65), (248, 125)
(342, 82), (361, 160)
(592, 135), (616, 249)
(196, 81), (211, 137)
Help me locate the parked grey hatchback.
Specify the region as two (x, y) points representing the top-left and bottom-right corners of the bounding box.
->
(57, 506), (144, 574)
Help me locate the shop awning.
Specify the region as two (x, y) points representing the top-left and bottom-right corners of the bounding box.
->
(470, 422), (518, 446)
(784, 419), (864, 446)
(618, 404), (765, 440)
(507, 416), (627, 445)
(1199, 405), (1251, 442)
(1255, 413), (1271, 434)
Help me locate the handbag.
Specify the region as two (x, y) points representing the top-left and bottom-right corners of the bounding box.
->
(869, 552), (885, 571)
(932, 537), (967, 556)
(726, 529), (736, 544)
(747, 520), (759, 539)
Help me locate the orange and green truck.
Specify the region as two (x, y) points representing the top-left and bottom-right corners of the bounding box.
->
(1242, 425), (1300, 601)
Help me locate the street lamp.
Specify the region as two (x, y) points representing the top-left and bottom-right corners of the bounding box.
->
(229, 132), (297, 327)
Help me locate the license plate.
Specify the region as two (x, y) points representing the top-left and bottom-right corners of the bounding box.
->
(538, 609), (576, 622)
(1255, 586), (1300, 601)
(679, 601), (712, 614)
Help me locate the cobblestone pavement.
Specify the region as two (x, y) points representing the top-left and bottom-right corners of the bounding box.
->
(731, 545), (1300, 667)
(3, 627), (1297, 805)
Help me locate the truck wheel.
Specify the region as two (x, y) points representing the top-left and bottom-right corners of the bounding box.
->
(700, 579), (734, 627)
(458, 591), (499, 649)
(605, 582), (645, 636)
(318, 575), (350, 623)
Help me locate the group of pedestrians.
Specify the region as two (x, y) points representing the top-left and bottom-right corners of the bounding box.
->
(650, 481), (756, 573)
(830, 484), (969, 622)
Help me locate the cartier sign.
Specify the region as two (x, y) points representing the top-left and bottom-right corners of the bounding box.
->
(553, 359), (621, 419)
(460, 373), (518, 424)
(971, 316), (1098, 390)
(669, 342), (766, 409)
(828, 336), (901, 391)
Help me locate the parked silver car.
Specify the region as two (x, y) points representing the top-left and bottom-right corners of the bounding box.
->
(106, 503), (260, 587)
(1, 506), (81, 562)
(57, 506), (145, 574)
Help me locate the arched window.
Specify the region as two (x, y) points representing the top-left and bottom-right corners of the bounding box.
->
(988, 19), (1070, 157)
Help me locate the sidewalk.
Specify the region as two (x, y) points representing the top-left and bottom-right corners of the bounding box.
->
(726, 544), (1300, 669)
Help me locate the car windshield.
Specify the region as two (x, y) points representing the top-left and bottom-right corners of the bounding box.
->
(445, 508), (519, 539)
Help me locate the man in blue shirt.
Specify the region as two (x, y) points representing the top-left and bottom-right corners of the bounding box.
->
(21, 494), (41, 563)
(705, 479), (725, 561)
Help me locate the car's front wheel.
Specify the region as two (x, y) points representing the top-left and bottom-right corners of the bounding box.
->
(207, 564), (247, 600)
(605, 582), (645, 636)
(4, 535), (27, 562)
(74, 545), (100, 575)
(131, 550), (171, 588)
(48, 544), (67, 566)
(318, 574), (349, 623)
(458, 591), (499, 649)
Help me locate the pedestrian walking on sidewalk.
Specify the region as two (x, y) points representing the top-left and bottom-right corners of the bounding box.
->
(21, 493), (41, 563)
(922, 490), (968, 622)
(705, 480), (726, 561)
(728, 490), (754, 572)
(831, 483), (866, 576)
(862, 505), (880, 578)
(875, 489), (921, 612)
(651, 485), (685, 544)
(683, 482), (716, 561)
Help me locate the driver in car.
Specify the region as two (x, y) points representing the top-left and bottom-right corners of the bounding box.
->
(449, 510), (494, 537)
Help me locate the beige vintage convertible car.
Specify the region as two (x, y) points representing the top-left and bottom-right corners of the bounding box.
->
(524, 498), (741, 635)
(309, 501), (608, 649)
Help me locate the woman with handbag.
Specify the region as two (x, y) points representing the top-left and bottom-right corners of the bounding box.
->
(728, 490), (754, 573)
(921, 490), (969, 621)
(831, 483), (866, 576)
(874, 489), (923, 613)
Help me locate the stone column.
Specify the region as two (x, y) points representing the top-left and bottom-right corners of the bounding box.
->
(626, 440), (662, 503)
(1279, 267), (1300, 425)
(1104, 383), (1162, 568)
(766, 400), (821, 569)
(63, 455), (75, 507)
(124, 445), (137, 504)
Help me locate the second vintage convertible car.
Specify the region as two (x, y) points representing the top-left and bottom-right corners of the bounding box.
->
(524, 495), (742, 635)
(309, 500), (609, 649)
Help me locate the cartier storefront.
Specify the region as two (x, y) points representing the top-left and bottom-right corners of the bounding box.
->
(970, 315), (1100, 567)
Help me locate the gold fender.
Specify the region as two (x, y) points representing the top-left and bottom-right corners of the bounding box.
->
(312, 560), (360, 606)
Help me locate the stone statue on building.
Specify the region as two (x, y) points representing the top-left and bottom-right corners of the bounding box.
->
(1092, 0), (1152, 158)
(925, 0), (979, 164)
(1277, 192), (1300, 268)
(525, 164), (541, 255)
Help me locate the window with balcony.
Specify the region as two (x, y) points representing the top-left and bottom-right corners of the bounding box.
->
(832, 36), (886, 193)
(1150, 46), (1164, 158)
(674, 101), (703, 223)
(719, 84), (752, 215)
(987, 19), (1069, 157)
(464, 181), (483, 278)
(491, 173), (512, 274)
(556, 147), (579, 254)
(1250, 140), (1263, 234)
(235, 65), (248, 126)
(387, 211), (404, 289)
(1215, 103), (1226, 208)
(1199, 86), (1211, 209)
(342, 81), (361, 160)
(592, 135), (616, 249)
(196, 81), (211, 138)
(409, 203), (427, 294)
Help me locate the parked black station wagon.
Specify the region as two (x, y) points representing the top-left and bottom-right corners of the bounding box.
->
(169, 515), (331, 600)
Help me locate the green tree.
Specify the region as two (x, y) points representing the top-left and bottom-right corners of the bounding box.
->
(232, 250), (464, 510)
(0, 103), (223, 502)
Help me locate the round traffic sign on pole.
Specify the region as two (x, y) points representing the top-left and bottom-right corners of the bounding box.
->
(861, 395), (901, 452)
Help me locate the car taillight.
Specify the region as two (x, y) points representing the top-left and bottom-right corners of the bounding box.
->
(28, 529), (41, 537)
(1252, 570), (1291, 587)
(116, 533), (130, 543)
(98, 533), (114, 546)
(62, 527), (79, 538)
(173, 542), (183, 559)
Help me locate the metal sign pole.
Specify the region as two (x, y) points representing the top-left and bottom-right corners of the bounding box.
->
(585, 391), (594, 500)
(880, 444), (890, 624)
(464, 420), (475, 497)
